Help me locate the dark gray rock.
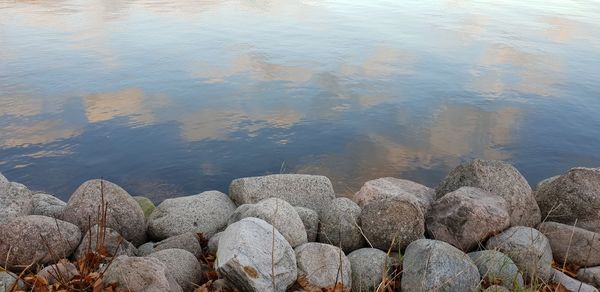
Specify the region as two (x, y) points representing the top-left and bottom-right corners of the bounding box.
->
(354, 177), (435, 213)
(0, 181), (33, 220)
(318, 198), (366, 253)
(102, 255), (182, 292)
(538, 222), (600, 267)
(578, 266), (600, 288)
(148, 249), (203, 291)
(347, 248), (392, 291)
(295, 207), (319, 242)
(31, 193), (66, 219)
(552, 269), (598, 292)
(37, 261), (80, 284)
(74, 225), (137, 259)
(295, 242), (352, 289)
(468, 250), (524, 290)
(207, 232), (222, 255)
(436, 159), (541, 227)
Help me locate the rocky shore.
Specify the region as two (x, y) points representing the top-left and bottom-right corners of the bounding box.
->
(1, 159), (600, 291)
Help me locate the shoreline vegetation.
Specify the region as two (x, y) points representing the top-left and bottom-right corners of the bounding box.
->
(1, 159), (600, 291)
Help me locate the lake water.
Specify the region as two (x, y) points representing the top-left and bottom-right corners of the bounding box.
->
(1, 0), (599, 201)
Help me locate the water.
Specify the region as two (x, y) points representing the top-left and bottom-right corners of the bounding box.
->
(1, 0), (599, 201)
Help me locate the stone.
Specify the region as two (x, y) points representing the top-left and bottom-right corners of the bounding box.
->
(102, 255), (182, 292)
(538, 222), (600, 267)
(0, 271), (23, 292)
(426, 187), (511, 251)
(37, 261), (80, 284)
(208, 232), (222, 255)
(229, 174), (336, 215)
(0, 172), (7, 184)
(536, 167), (600, 232)
(552, 269), (598, 292)
(318, 198), (365, 253)
(148, 249), (203, 291)
(228, 198), (307, 247)
(295, 207), (319, 242)
(136, 232), (202, 258)
(136, 242), (155, 256)
(74, 225), (137, 259)
(354, 177), (435, 213)
(217, 218), (297, 292)
(0, 181), (33, 220)
(436, 159), (541, 227)
(486, 226), (553, 281)
(359, 197), (424, 251)
(148, 191), (235, 241)
(468, 250), (524, 290)
(536, 175), (560, 190)
(485, 285), (510, 292)
(0, 215), (81, 268)
(295, 242), (352, 289)
(31, 193), (66, 219)
(402, 239), (480, 292)
(133, 196), (155, 218)
(578, 266), (600, 288)
(347, 248), (392, 292)
(61, 179), (147, 246)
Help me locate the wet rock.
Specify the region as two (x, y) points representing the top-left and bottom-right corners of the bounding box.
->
(354, 177), (435, 213)
(216, 218), (297, 292)
(228, 198), (307, 247)
(31, 193), (65, 219)
(133, 196), (155, 218)
(486, 226), (553, 281)
(0, 215), (81, 268)
(0, 181), (33, 220)
(538, 222), (600, 267)
(436, 159), (541, 227)
(578, 266), (600, 288)
(207, 232), (222, 255)
(37, 261), (80, 284)
(61, 179), (147, 245)
(347, 248), (392, 291)
(402, 239), (480, 292)
(318, 198), (365, 253)
(102, 255), (182, 292)
(74, 225), (137, 259)
(229, 174), (335, 215)
(468, 250), (524, 290)
(536, 167), (600, 232)
(295, 207), (319, 242)
(148, 249), (203, 291)
(295, 242), (352, 289)
(360, 197), (425, 251)
(552, 269), (598, 292)
(426, 187), (510, 251)
(148, 191), (235, 241)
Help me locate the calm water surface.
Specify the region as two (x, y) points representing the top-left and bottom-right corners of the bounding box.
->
(1, 0), (599, 201)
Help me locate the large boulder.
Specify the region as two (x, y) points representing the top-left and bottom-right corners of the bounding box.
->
(137, 232), (202, 258)
(295, 207), (319, 242)
(578, 266), (600, 288)
(31, 193), (66, 219)
(318, 198), (366, 253)
(0, 181), (33, 220)
(468, 250), (524, 290)
(148, 191), (236, 241)
(436, 159), (541, 227)
(0, 215), (81, 268)
(347, 248), (392, 291)
(402, 239), (480, 292)
(229, 174), (335, 215)
(552, 269), (598, 292)
(295, 242), (352, 289)
(102, 255), (182, 292)
(538, 222), (600, 267)
(74, 225), (137, 259)
(536, 167), (600, 232)
(354, 177), (435, 213)
(61, 179), (146, 246)
(426, 187), (510, 251)
(216, 218), (297, 292)
(486, 226), (553, 281)
(360, 197), (424, 251)
(228, 198), (307, 247)
(148, 249), (203, 291)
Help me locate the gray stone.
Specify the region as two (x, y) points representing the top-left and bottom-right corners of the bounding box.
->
(0, 172), (7, 184)
(37, 261), (80, 284)
(0, 215), (81, 268)
(536, 175), (560, 190)
(552, 269), (598, 292)
(0, 271), (22, 292)
(0, 181), (33, 220)
(31, 193), (66, 219)
(148, 249), (203, 291)
(148, 191), (235, 241)
(318, 198), (365, 253)
(347, 248), (392, 292)
(74, 225), (137, 259)
(136, 242), (155, 256)
(426, 187), (510, 251)
(136, 232), (202, 258)
(208, 232), (222, 255)
(538, 222), (600, 267)
(61, 179), (147, 246)
(436, 159), (541, 227)
(468, 250), (524, 290)
(536, 167), (600, 233)
(486, 226), (553, 281)
(102, 255), (182, 292)
(295, 242), (352, 289)
(485, 285), (510, 292)
(354, 177), (435, 213)
(229, 174), (336, 215)
(217, 218), (297, 292)
(402, 239), (480, 292)
(295, 207), (319, 242)
(578, 266), (600, 288)
(133, 196), (155, 218)
(360, 197), (425, 251)
(228, 198), (307, 247)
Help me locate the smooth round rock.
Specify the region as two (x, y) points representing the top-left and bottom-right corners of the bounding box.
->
(0, 172), (7, 184)
(578, 266), (600, 288)
(347, 248), (392, 291)
(0, 181), (33, 220)
(207, 231), (222, 255)
(0, 271), (23, 292)
(538, 221), (600, 267)
(295, 207), (319, 242)
(148, 249), (203, 291)
(74, 225), (137, 259)
(354, 177), (435, 213)
(37, 261), (80, 284)
(318, 198), (366, 253)
(31, 193), (66, 219)
(295, 242), (352, 289)
(102, 255), (182, 292)
(468, 250), (524, 290)
(552, 269), (598, 292)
